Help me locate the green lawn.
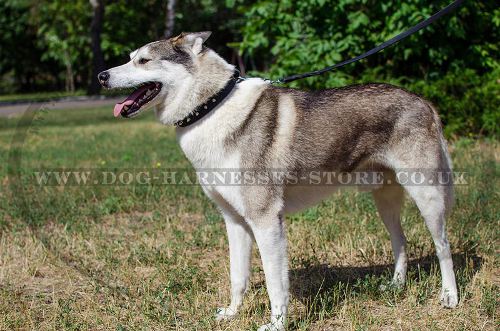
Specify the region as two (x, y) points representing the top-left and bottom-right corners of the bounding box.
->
(0, 106), (498, 330)
(0, 91), (86, 103)
(0, 89), (127, 103)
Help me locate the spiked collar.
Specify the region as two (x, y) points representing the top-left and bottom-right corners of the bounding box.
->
(174, 70), (242, 127)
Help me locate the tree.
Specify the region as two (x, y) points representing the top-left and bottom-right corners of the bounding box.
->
(35, 0), (91, 93)
(0, 0), (48, 93)
(88, 0), (105, 95)
(164, 0), (176, 38)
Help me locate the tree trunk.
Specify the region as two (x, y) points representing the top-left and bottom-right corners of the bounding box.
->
(65, 61), (75, 93)
(88, 0), (105, 95)
(164, 0), (176, 38)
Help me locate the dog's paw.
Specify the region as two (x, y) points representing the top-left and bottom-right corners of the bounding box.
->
(215, 307), (236, 321)
(257, 322), (285, 331)
(440, 289), (458, 308)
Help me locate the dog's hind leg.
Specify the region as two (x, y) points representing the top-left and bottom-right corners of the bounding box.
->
(372, 182), (407, 287)
(215, 203), (254, 321)
(404, 184), (458, 307)
(384, 104), (457, 307)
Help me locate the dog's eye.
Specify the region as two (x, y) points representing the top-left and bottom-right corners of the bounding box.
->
(138, 58), (151, 65)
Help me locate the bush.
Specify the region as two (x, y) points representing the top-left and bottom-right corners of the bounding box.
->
(407, 68), (499, 138)
(234, 0), (499, 138)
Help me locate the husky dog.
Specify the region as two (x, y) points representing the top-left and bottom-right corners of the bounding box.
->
(99, 32), (458, 330)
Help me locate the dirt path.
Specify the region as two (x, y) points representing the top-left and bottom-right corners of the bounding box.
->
(0, 96), (123, 117)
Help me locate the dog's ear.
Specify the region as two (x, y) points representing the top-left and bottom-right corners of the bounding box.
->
(172, 31), (212, 54)
(129, 49), (139, 60)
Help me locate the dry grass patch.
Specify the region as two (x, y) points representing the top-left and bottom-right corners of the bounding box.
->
(1, 205), (497, 330)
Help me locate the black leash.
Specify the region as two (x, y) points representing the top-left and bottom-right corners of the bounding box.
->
(271, 0), (464, 84)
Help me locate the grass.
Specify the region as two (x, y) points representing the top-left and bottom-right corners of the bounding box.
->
(0, 106), (498, 330)
(0, 89), (127, 103)
(0, 91), (86, 103)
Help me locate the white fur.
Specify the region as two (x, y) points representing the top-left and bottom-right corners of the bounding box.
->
(270, 94), (296, 166)
(176, 78), (268, 217)
(213, 195), (253, 321)
(250, 217), (289, 331)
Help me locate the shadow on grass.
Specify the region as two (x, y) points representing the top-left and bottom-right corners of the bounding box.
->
(287, 252), (482, 326)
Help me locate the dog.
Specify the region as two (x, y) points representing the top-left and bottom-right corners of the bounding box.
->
(98, 31), (458, 331)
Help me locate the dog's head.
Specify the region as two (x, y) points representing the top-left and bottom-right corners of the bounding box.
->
(98, 31), (216, 119)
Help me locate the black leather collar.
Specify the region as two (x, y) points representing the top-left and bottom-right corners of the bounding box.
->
(175, 70), (242, 127)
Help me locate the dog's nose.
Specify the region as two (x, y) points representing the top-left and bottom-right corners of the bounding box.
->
(98, 71), (110, 87)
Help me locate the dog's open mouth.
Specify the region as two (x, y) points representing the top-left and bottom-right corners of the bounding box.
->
(113, 82), (162, 118)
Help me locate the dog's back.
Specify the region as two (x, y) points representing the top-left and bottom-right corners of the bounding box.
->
(231, 83), (451, 176)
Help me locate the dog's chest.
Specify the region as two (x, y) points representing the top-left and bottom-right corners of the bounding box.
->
(177, 125), (238, 169)
(177, 126), (246, 214)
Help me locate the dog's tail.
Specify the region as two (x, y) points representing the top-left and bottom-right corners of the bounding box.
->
(428, 102), (455, 214)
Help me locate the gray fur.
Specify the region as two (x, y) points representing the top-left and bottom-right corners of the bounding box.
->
(222, 83), (449, 219)
(147, 39), (195, 72)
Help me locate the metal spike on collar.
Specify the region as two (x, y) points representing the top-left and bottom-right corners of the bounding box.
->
(175, 69), (241, 127)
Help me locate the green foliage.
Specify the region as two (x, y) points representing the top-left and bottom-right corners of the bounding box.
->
(101, 1), (165, 60)
(0, 0), (247, 92)
(35, 1), (91, 67)
(408, 68), (500, 138)
(0, 0), (52, 92)
(236, 0), (499, 84)
(35, 0), (92, 92)
(234, 0), (499, 137)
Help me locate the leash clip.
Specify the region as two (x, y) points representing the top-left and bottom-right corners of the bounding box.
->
(263, 78), (282, 85)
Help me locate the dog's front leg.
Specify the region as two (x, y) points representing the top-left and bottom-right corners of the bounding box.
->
(216, 209), (253, 321)
(250, 215), (289, 331)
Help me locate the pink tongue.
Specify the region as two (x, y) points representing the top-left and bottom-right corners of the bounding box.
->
(113, 86), (149, 117)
